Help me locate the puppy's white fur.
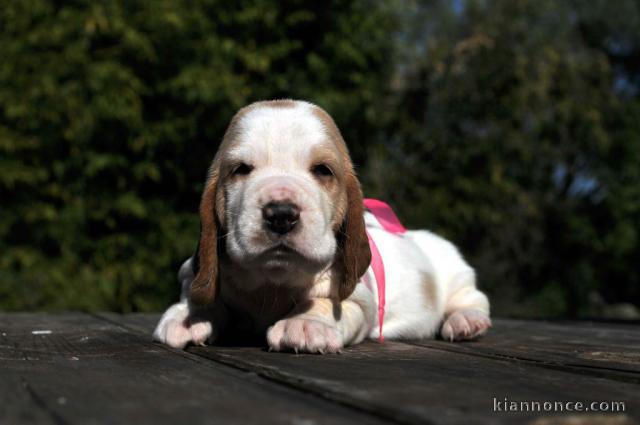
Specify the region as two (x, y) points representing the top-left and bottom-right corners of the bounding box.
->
(153, 100), (491, 352)
(224, 106), (338, 280)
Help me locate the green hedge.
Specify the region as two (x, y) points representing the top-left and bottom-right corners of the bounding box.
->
(367, 0), (640, 317)
(2, 0), (639, 317)
(0, 0), (396, 311)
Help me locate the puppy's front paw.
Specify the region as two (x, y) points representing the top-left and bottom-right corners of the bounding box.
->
(153, 303), (216, 349)
(440, 309), (491, 342)
(267, 318), (343, 354)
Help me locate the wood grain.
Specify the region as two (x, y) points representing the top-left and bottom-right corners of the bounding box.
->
(406, 318), (640, 381)
(0, 313), (388, 425)
(101, 313), (640, 425)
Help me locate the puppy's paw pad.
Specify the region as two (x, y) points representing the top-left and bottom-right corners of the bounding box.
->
(267, 318), (343, 354)
(441, 309), (491, 342)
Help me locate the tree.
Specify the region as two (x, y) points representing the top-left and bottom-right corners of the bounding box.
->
(365, 0), (640, 316)
(0, 0), (397, 311)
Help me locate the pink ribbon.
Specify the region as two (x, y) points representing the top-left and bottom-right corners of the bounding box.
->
(363, 199), (407, 343)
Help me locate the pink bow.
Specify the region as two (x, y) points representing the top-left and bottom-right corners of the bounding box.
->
(363, 199), (407, 342)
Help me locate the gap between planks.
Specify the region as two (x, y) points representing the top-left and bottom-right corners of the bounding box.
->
(94, 313), (640, 385)
(92, 313), (433, 425)
(92, 312), (640, 425)
(402, 341), (640, 385)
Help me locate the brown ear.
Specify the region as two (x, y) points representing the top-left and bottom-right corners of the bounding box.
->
(335, 172), (372, 300)
(189, 169), (221, 305)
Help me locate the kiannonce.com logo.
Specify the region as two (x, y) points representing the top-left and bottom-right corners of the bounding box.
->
(493, 398), (626, 413)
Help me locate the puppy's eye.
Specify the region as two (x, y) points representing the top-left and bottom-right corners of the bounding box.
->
(311, 164), (334, 178)
(232, 163), (253, 176)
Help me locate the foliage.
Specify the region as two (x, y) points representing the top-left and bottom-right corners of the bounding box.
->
(0, 0), (397, 311)
(366, 0), (640, 316)
(1, 0), (638, 317)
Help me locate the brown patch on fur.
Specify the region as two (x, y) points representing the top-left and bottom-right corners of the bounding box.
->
(308, 144), (344, 220)
(419, 271), (438, 307)
(309, 105), (371, 300)
(334, 172), (371, 300)
(190, 168), (221, 305)
(258, 99), (298, 109)
(309, 107), (351, 233)
(310, 106), (351, 160)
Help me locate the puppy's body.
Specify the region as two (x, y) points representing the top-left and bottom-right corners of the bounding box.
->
(154, 100), (490, 353)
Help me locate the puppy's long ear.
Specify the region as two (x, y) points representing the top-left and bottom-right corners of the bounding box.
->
(336, 171), (371, 300)
(190, 169), (221, 305)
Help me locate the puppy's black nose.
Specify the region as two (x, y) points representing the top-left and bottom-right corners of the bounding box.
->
(262, 202), (300, 235)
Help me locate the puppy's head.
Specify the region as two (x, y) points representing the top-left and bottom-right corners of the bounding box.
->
(190, 100), (371, 305)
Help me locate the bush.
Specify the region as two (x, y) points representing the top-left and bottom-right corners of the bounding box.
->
(0, 0), (397, 311)
(366, 0), (640, 317)
(2, 0), (639, 317)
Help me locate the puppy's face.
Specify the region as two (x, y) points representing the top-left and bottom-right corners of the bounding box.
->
(221, 104), (346, 280)
(190, 100), (370, 304)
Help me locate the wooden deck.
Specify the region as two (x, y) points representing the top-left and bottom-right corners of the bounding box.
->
(1, 313), (638, 425)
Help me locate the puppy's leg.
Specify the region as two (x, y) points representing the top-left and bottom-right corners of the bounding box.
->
(267, 298), (369, 354)
(440, 271), (491, 342)
(153, 258), (226, 349)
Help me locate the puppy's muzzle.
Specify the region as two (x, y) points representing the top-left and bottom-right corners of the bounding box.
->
(262, 202), (300, 235)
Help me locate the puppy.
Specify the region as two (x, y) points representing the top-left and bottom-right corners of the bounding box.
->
(153, 100), (491, 353)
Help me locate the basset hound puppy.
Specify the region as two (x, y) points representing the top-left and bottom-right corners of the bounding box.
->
(153, 100), (491, 353)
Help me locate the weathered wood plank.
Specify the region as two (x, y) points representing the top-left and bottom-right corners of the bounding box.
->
(0, 313), (388, 425)
(95, 312), (160, 335)
(102, 313), (639, 425)
(105, 314), (640, 378)
(1, 374), (59, 425)
(406, 318), (640, 380)
(189, 343), (638, 425)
